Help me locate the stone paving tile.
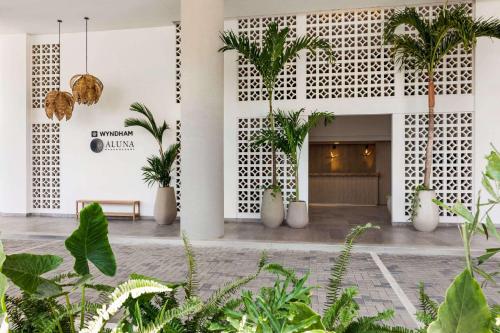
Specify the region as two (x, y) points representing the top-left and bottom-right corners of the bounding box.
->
(2, 239), (415, 327)
(380, 254), (500, 310)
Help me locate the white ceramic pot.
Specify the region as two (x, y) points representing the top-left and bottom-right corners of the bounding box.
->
(154, 186), (177, 225)
(261, 189), (284, 228)
(413, 189), (439, 232)
(286, 201), (309, 228)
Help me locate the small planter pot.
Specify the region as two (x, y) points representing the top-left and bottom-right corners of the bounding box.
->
(261, 189), (284, 228)
(286, 201), (309, 229)
(413, 189), (439, 232)
(154, 186), (177, 225)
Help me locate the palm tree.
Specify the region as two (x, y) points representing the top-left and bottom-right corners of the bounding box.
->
(384, 4), (500, 189)
(219, 22), (335, 189)
(125, 102), (179, 187)
(253, 109), (334, 201)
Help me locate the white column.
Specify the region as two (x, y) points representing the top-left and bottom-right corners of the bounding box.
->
(475, 0), (500, 224)
(180, 0), (224, 239)
(0, 34), (29, 215)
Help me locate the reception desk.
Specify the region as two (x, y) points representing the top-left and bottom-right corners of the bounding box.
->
(309, 173), (379, 205)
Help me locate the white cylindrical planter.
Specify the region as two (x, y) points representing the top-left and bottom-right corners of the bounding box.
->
(180, 0), (224, 239)
(413, 189), (439, 232)
(261, 189), (284, 228)
(286, 201), (309, 229)
(154, 187), (177, 225)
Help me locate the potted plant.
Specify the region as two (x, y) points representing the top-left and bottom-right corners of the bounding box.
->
(254, 109), (334, 228)
(124, 102), (180, 225)
(219, 22), (334, 228)
(384, 5), (500, 231)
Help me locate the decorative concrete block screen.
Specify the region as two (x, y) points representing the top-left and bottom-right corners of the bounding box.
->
(404, 2), (473, 96)
(175, 120), (181, 212)
(175, 23), (181, 104)
(305, 8), (395, 99)
(31, 44), (60, 109)
(237, 117), (295, 216)
(404, 112), (473, 218)
(32, 123), (61, 209)
(237, 16), (297, 101)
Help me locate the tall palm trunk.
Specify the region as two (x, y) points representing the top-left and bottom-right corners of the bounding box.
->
(423, 75), (435, 188)
(268, 92), (277, 187)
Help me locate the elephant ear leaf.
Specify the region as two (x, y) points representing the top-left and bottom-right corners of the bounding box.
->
(2, 253), (62, 298)
(65, 202), (117, 276)
(428, 269), (492, 333)
(0, 242), (7, 313)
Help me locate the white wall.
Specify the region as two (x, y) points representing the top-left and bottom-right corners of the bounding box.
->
(5, 1), (497, 225)
(475, 0), (500, 223)
(0, 34), (29, 215)
(30, 27), (178, 217)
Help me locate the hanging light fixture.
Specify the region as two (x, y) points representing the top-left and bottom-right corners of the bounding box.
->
(70, 17), (103, 105)
(45, 20), (75, 121)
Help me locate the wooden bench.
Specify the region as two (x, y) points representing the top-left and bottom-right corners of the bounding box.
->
(76, 200), (140, 221)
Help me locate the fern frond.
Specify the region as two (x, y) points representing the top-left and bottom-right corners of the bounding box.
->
(138, 298), (203, 333)
(264, 262), (297, 283)
(37, 301), (102, 333)
(326, 223), (378, 306)
(81, 279), (172, 333)
(182, 232), (198, 299)
(417, 282), (438, 324)
(50, 272), (80, 283)
(322, 286), (359, 331)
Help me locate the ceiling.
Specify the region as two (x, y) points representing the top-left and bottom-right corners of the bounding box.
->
(0, 0), (448, 35)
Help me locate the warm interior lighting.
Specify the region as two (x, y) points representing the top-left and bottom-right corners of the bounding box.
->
(363, 144), (372, 157)
(330, 144), (339, 159)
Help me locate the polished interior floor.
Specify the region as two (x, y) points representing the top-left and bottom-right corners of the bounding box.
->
(0, 205), (493, 251)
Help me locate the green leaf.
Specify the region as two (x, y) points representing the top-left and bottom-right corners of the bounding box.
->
(2, 253), (62, 297)
(485, 150), (500, 181)
(0, 242), (7, 314)
(288, 302), (325, 331)
(478, 248), (500, 265)
(485, 216), (500, 241)
(65, 202), (117, 276)
(428, 270), (492, 333)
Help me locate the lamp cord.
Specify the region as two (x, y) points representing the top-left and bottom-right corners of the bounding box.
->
(57, 19), (61, 91)
(85, 17), (89, 73)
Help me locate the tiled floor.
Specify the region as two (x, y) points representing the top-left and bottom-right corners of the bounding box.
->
(0, 206), (492, 251)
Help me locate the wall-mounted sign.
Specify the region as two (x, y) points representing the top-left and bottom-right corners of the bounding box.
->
(90, 130), (135, 153)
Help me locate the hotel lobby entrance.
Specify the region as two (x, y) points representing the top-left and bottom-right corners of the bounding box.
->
(308, 114), (392, 227)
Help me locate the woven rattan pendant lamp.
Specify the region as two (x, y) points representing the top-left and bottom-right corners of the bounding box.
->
(70, 17), (104, 105)
(45, 20), (75, 121)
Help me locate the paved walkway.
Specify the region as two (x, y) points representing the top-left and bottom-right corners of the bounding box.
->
(2, 238), (499, 329)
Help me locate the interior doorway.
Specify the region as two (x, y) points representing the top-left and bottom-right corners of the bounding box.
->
(308, 114), (392, 226)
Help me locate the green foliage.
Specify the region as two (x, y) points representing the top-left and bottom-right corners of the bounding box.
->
(428, 270), (492, 333)
(125, 102), (169, 149)
(220, 22), (334, 187)
(2, 253), (63, 298)
(384, 5), (500, 76)
(408, 184), (429, 224)
(142, 143), (180, 187)
(125, 102), (177, 188)
(252, 109), (334, 200)
(65, 202), (116, 276)
(326, 223), (378, 306)
(415, 283), (438, 329)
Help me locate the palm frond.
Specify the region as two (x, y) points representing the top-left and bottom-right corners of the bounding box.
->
(125, 102), (170, 149)
(182, 232), (198, 299)
(384, 7), (431, 46)
(326, 223), (378, 306)
(141, 143), (180, 187)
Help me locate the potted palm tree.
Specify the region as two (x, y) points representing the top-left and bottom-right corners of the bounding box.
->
(254, 109), (334, 228)
(124, 103), (180, 225)
(220, 22), (334, 228)
(384, 5), (500, 232)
